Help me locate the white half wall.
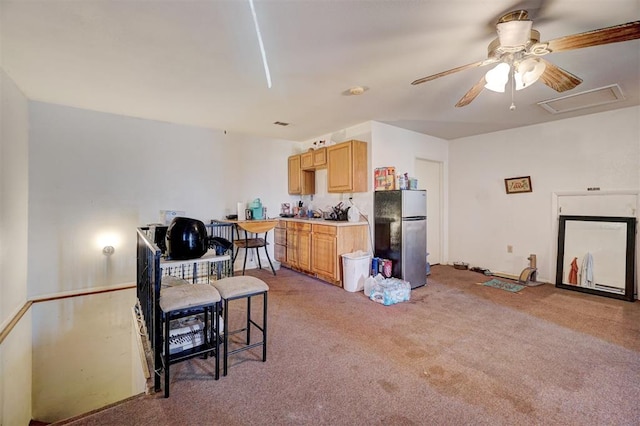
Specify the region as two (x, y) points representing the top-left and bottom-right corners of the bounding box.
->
(0, 68), (32, 426)
(448, 106), (640, 282)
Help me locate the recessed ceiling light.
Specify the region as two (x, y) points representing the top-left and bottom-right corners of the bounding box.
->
(342, 86), (369, 96)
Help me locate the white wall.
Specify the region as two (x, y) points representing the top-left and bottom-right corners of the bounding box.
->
(0, 69), (32, 426)
(448, 106), (640, 282)
(27, 101), (297, 296)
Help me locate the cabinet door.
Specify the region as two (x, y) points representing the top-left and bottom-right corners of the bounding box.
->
(297, 230), (312, 272)
(288, 155), (302, 194)
(274, 227), (287, 263)
(313, 147), (327, 169)
(327, 140), (367, 193)
(301, 152), (314, 170)
(327, 143), (353, 192)
(286, 229), (298, 266)
(286, 223), (312, 271)
(288, 155), (315, 195)
(275, 243), (287, 264)
(312, 232), (337, 280)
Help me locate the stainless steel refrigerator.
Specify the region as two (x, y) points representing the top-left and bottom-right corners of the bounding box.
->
(374, 190), (427, 288)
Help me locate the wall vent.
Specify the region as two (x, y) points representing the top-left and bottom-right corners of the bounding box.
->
(537, 84), (625, 114)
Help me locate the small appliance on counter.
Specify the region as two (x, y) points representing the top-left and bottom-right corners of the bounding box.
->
(325, 202), (349, 221)
(249, 198), (264, 220)
(280, 203), (292, 217)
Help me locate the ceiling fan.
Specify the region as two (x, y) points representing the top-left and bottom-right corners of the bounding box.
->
(411, 10), (640, 108)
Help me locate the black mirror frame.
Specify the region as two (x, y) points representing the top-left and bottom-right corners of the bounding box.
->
(556, 215), (636, 302)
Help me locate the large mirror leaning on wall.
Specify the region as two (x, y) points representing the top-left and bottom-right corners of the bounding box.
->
(556, 215), (636, 302)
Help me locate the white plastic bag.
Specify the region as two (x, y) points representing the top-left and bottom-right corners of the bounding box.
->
(364, 274), (383, 296)
(368, 275), (411, 306)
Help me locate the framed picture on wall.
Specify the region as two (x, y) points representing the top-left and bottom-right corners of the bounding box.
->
(504, 176), (532, 194)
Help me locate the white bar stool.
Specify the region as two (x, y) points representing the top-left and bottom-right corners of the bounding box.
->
(212, 276), (269, 376)
(159, 282), (222, 397)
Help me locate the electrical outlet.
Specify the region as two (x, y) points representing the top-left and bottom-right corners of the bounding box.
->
(507, 245), (513, 253)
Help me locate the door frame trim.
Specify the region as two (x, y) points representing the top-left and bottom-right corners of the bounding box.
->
(415, 157), (446, 266)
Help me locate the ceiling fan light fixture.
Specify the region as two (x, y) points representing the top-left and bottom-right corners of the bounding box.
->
(515, 58), (546, 90)
(484, 63), (510, 92)
(496, 20), (533, 48)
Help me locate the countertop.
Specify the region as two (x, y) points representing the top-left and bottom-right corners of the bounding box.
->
(276, 217), (368, 227)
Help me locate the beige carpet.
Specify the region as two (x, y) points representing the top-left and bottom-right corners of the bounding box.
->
(58, 265), (640, 425)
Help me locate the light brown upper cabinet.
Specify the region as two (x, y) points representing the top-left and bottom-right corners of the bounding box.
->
(326, 140), (367, 193)
(313, 147), (327, 169)
(301, 151), (314, 170)
(288, 154), (315, 195)
(301, 147), (327, 171)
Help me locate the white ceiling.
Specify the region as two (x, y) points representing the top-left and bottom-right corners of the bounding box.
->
(1, 0), (639, 141)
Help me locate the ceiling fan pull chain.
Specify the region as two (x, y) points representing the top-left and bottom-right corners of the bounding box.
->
(509, 67), (516, 111)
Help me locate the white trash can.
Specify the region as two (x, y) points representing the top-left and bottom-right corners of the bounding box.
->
(341, 251), (371, 292)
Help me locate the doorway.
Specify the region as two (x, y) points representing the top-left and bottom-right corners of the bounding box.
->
(415, 158), (443, 265)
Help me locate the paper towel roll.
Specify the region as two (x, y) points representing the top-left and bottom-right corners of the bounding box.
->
(236, 202), (245, 219)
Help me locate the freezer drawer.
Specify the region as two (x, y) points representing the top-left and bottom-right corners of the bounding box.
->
(401, 219), (427, 288)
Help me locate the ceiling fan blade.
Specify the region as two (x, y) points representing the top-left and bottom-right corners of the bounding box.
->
(538, 59), (582, 92)
(455, 76), (487, 107)
(545, 20), (640, 53)
(411, 58), (498, 85)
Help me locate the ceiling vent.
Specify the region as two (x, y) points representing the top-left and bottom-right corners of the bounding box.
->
(273, 121), (290, 126)
(537, 84), (625, 114)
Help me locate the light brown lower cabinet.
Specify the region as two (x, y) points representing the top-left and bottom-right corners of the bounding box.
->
(285, 221), (312, 272)
(279, 219), (367, 286)
(311, 224), (338, 282)
(274, 220), (287, 264)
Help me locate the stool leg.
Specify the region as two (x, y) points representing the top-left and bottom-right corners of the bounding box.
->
(246, 296), (252, 345)
(203, 307), (209, 359)
(222, 299), (229, 376)
(214, 303), (220, 380)
(263, 292), (268, 362)
(164, 313), (170, 398)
